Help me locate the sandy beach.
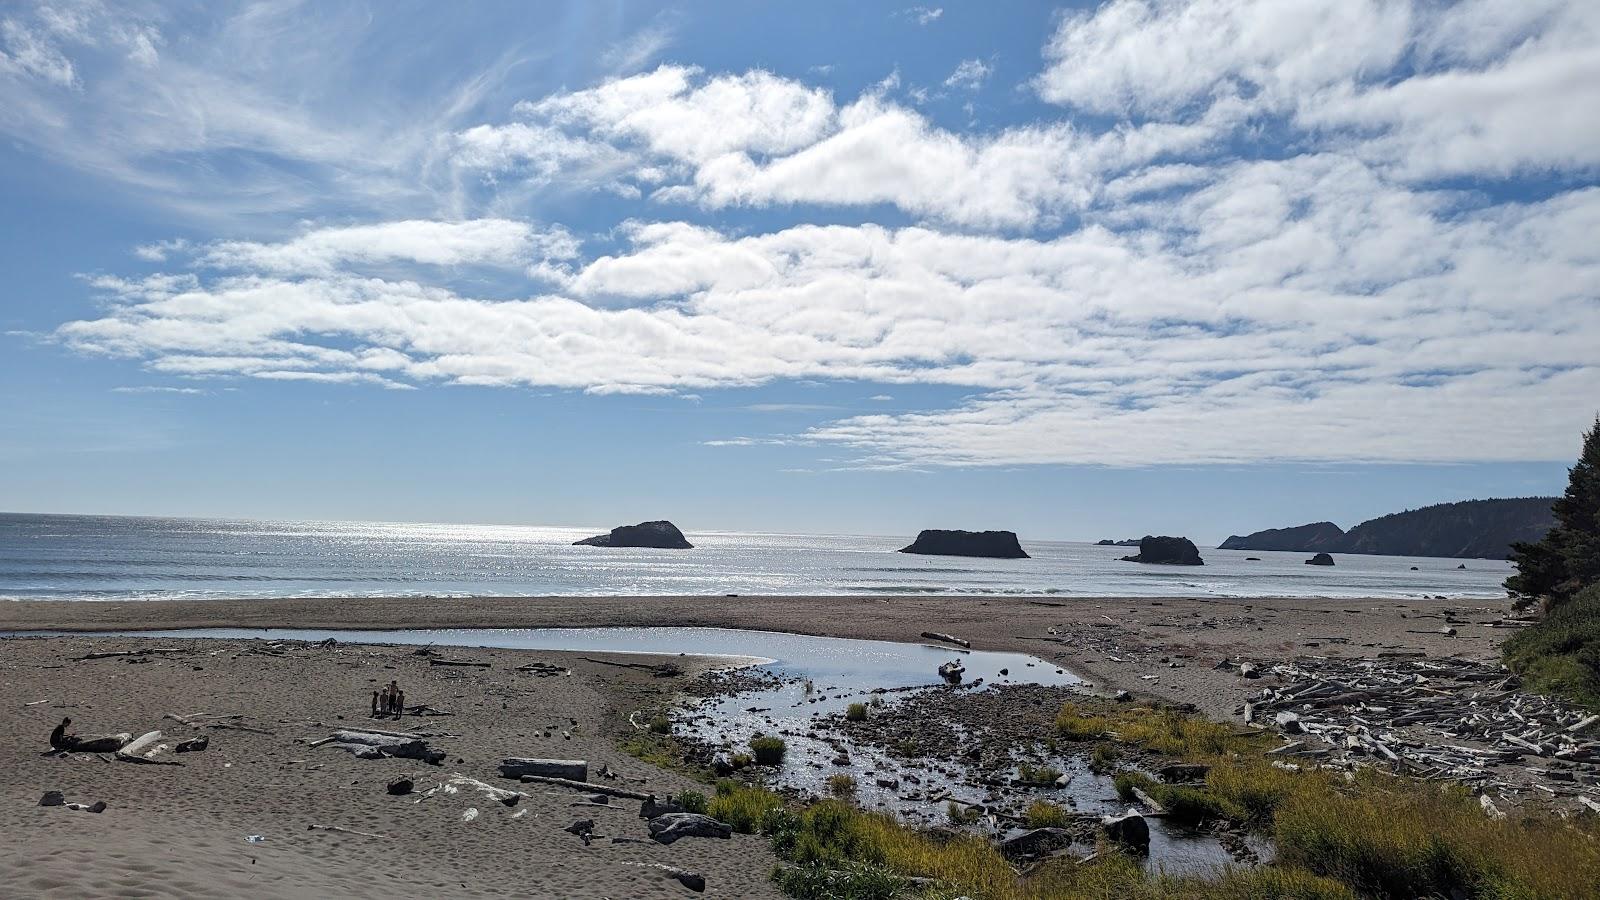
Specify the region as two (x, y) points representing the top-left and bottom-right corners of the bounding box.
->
(2, 593), (1521, 898)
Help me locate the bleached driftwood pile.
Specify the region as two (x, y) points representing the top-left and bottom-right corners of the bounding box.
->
(1239, 654), (1600, 812)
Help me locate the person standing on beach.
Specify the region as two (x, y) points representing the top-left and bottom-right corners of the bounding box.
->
(370, 690), (380, 717)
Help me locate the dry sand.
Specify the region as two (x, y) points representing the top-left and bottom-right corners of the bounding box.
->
(1, 592), (1518, 897)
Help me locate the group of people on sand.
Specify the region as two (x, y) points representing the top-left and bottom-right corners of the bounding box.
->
(371, 680), (405, 717)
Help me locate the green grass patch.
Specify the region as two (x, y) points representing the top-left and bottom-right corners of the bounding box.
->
(828, 773), (858, 796)
(1504, 582), (1600, 711)
(1022, 799), (1070, 829)
(1055, 700), (1267, 757)
(1016, 761), (1062, 784)
(647, 713), (672, 734)
(707, 779), (786, 833)
(846, 702), (869, 722)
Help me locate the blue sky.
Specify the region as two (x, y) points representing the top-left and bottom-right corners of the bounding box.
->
(0, 0), (1595, 541)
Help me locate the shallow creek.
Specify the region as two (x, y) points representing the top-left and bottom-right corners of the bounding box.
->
(29, 625), (1254, 876)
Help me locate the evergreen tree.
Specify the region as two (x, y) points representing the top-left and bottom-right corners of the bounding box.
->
(1507, 416), (1600, 605)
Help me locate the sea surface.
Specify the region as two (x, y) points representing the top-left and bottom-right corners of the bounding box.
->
(0, 512), (1513, 602)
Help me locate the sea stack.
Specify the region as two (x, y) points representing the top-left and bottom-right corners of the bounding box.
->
(1305, 552), (1335, 566)
(573, 520), (693, 549)
(898, 529), (1029, 559)
(1119, 536), (1204, 566)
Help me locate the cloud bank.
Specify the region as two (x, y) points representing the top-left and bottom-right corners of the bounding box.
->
(19, 0), (1600, 467)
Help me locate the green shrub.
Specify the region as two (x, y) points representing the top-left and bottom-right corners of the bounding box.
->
(730, 752), (754, 769)
(647, 714), (672, 735)
(828, 773), (858, 795)
(707, 779), (785, 833)
(750, 735), (788, 765)
(772, 862), (907, 900)
(846, 702), (868, 722)
(675, 789), (707, 814)
(1504, 582), (1600, 710)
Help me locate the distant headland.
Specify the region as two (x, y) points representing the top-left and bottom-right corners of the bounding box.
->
(1220, 498), (1556, 560)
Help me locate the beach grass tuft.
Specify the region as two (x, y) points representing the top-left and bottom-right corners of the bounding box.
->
(750, 734), (788, 764)
(1022, 799), (1070, 829)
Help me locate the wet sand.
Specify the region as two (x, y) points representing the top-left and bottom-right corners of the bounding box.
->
(1, 593), (1517, 897)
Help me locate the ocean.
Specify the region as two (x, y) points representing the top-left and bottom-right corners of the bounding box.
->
(0, 512), (1513, 602)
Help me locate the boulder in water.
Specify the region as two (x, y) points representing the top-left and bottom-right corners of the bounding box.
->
(1101, 810), (1150, 852)
(574, 521), (693, 549)
(1119, 536), (1203, 566)
(1305, 552), (1335, 566)
(898, 529), (1028, 558)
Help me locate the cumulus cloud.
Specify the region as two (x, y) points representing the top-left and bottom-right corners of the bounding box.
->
(462, 66), (1216, 228)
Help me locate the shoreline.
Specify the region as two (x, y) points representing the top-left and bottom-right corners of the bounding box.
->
(0, 592), (1516, 721)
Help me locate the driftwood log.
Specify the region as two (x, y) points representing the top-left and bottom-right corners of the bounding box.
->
(500, 758), (588, 781)
(114, 731), (181, 765)
(77, 648), (184, 661)
(318, 730), (445, 764)
(516, 774), (655, 801)
(921, 631), (971, 649)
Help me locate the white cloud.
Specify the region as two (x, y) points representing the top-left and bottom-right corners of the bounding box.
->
(110, 385), (204, 395)
(600, 18), (677, 74)
(0, 17), (79, 86)
(53, 164), (1600, 464)
(905, 7), (943, 26)
(467, 66), (1220, 228)
(943, 58), (990, 91)
(197, 219), (576, 275)
(1035, 0), (1412, 116)
(134, 238), (190, 262)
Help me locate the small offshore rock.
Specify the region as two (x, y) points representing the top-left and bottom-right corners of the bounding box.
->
(39, 790), (64, 807)
(1119, 535), (1204, 565)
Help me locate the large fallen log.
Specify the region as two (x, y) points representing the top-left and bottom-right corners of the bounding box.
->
(499, 758), (588, 781)
(921, 631), (970, 649)
(427, 658), (490, 668)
